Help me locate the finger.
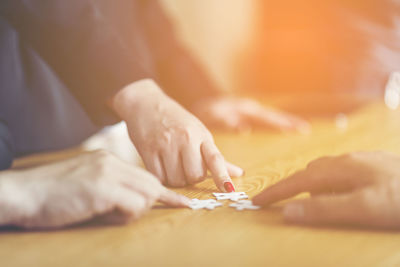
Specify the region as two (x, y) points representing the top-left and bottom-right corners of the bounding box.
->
(225, 117), (254, 134)
(181, 144), (207, 184)
(252, 157), (361, 206)
(119, 173), (161, 202)
(242, 106), (296, 131)
(158, 189), (191, 207)
(116, 162), (189, 208)
(142, 152), (166, 184)
(281, 188), (397, 228)
(282, 193), (358, 226)
(218, 115), (251, 133)
(98, 209), (135, 225)
(226, 161), (245, 177)
(107, 186), (150, 222)
(285, 114), (311, 133)
(222, 115), (242, 130)
(253, 106), (310, 132)
(254, 152), (400, 210)
(161, 150), (186, 187)
(252, 169), (312, 206)
(201, 141), (235, 192)
(226, 99), (290, 130)
(257, 113), (294, 130)
(236, 122), (253, 134)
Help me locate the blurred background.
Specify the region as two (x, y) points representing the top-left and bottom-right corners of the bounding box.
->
(161, 0), (400, 115)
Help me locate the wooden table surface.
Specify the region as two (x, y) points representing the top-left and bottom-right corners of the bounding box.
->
(2, 102), (400, 267)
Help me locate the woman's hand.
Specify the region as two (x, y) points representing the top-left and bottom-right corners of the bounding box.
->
(0, 150), (189, 229)
(112, 80), (243, 192)
(191, 97), (309, 132)
(253, 151), (400, 229)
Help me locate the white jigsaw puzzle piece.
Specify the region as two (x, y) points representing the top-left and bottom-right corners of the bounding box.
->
(212, 192), (248, 201)
(229, 200), (261, 211)
(189, 199), (223, 210)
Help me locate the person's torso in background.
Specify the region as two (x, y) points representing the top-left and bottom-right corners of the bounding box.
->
(235, 0), (400, 98)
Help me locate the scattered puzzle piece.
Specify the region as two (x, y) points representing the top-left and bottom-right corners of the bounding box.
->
(212, 192), (248, 201)
(229, 200), (261, 211)
(189, 193), (259, 211)
(189, 199), (223, 210)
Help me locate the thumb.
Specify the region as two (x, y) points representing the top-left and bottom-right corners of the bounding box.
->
(282, 192), (364, 226)
(158, 189), (191, 208)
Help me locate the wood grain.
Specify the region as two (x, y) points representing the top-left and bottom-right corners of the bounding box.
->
(2, 102), (400, 267)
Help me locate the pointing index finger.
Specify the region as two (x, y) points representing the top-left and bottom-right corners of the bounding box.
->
(201, 141), (235, 192)
(158, 189), (191, 207)
(252, 169), (312, 206)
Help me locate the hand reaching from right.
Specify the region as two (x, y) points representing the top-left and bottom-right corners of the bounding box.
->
(253, 151), (400, 229)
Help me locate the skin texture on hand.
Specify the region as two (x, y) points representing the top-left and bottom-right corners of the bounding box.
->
(191, 97), (310, 133)
(0, 150), (190, 229)
(112, 79), (244, 192)
(253, 151), (400, 229)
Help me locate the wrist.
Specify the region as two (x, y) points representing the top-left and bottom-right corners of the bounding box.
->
(111, 79), (166, 121)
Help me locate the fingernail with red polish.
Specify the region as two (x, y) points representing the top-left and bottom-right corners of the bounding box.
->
(224, 182), (235, 192)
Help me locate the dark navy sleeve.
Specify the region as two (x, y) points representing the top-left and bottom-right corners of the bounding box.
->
(0, 121), (14, 170)
(0, 0), (151, 125)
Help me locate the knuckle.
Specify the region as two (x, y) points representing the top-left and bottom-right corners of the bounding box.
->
(344, 152), (366, 162)
(306, 159), (319, 169)
(176, 126), (198, 144)
(130, 205), (148, 221)
(359, 189), (377, 207)
(93, 149), (113, 159)
(135, 190), (158, 209)
(186, 172), (205, 184)
(337, 152), (370, 170)
(189, 176), (206, 185)
(168, 179), (186, 188)
(307, 156), (332, 169)
(358, 187), (390, 220)
(89, 152), (119, 180)
(179, 127), (193, 142)
(342, 152), (357, 160)
(159, 131), (172, 146)
(93, 159), (112, 176)
(147, 193), (160, 207)
(92, 191), (114, 213)
(203, 129), (213, 140)
(145, 139), (160, 151)
(147, 177), (163, 191)
(209, 152), (224, 163)
(148, 172), (163, 184)
(92, 150), (115, 166)
(146, 190), (159, 203)
(155, 174), (166, 185)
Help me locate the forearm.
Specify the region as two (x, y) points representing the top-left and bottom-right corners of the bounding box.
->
(154, 50), (223, 110)
(140, 1), (222, 109)
(0, 171), (26, 226)
(111, 79), (171, 122)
